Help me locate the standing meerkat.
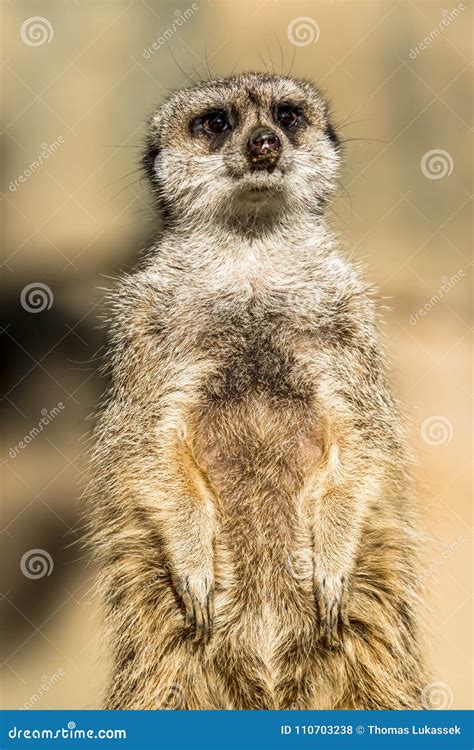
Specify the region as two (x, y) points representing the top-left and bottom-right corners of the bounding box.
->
(90, 73), (428, 710)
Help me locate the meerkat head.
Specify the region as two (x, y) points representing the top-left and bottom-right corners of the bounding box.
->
(143, 72), (340, 230)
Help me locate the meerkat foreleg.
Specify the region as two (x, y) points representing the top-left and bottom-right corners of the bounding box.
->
(312, 486), (360, 648)
(308, 437), (379, 649)
(141, 430), (217, 643)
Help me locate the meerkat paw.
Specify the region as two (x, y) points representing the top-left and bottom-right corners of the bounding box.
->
(313, 571), (350, 649)
(171, 570), (214, 644)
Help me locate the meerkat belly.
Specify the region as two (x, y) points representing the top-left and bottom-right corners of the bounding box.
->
(191, 341), (322, 658)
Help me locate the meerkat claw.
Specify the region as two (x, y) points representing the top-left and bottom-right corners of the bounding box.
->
(314, 572), (350, 649)
(172, 572), (214, 644)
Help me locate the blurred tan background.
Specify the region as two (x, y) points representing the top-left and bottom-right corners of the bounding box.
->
(1, 0), (472, 710)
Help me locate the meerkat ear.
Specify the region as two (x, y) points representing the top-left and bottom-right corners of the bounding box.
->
(142, 133), (160, 183)
(325, 119), (341, 151)
(142, 112), (162, 183)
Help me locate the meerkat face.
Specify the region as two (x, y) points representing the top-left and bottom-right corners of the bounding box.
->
(143, 73), (340, 225)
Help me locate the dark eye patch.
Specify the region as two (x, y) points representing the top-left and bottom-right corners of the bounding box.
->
(273, 102), (306, 131)
(191, 108), (235, 139)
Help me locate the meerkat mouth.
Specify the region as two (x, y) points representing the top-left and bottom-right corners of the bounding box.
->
(234, 178), (286, 208)
(249, 162), (277, 174)
(238, 168), (284, 189)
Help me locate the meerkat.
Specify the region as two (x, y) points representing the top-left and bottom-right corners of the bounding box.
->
(89, 72), (429, 710)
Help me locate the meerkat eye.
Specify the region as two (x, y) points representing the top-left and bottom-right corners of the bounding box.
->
(276, 104), (300, 129)
(201, 110), (230, 135)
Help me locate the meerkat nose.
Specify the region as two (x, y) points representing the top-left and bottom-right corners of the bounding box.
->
(247, 128), (281, 168)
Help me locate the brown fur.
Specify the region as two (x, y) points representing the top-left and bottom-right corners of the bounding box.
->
(88, 73), (428, 709)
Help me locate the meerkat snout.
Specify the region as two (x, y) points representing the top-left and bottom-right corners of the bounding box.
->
(247, 127), (281, 168)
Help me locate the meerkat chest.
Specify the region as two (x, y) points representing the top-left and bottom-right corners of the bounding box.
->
(203, 320), (311, 403)
(190, 282), (324, 485)
(179, 261), (323, 402)
(198, 299), (313, 404)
